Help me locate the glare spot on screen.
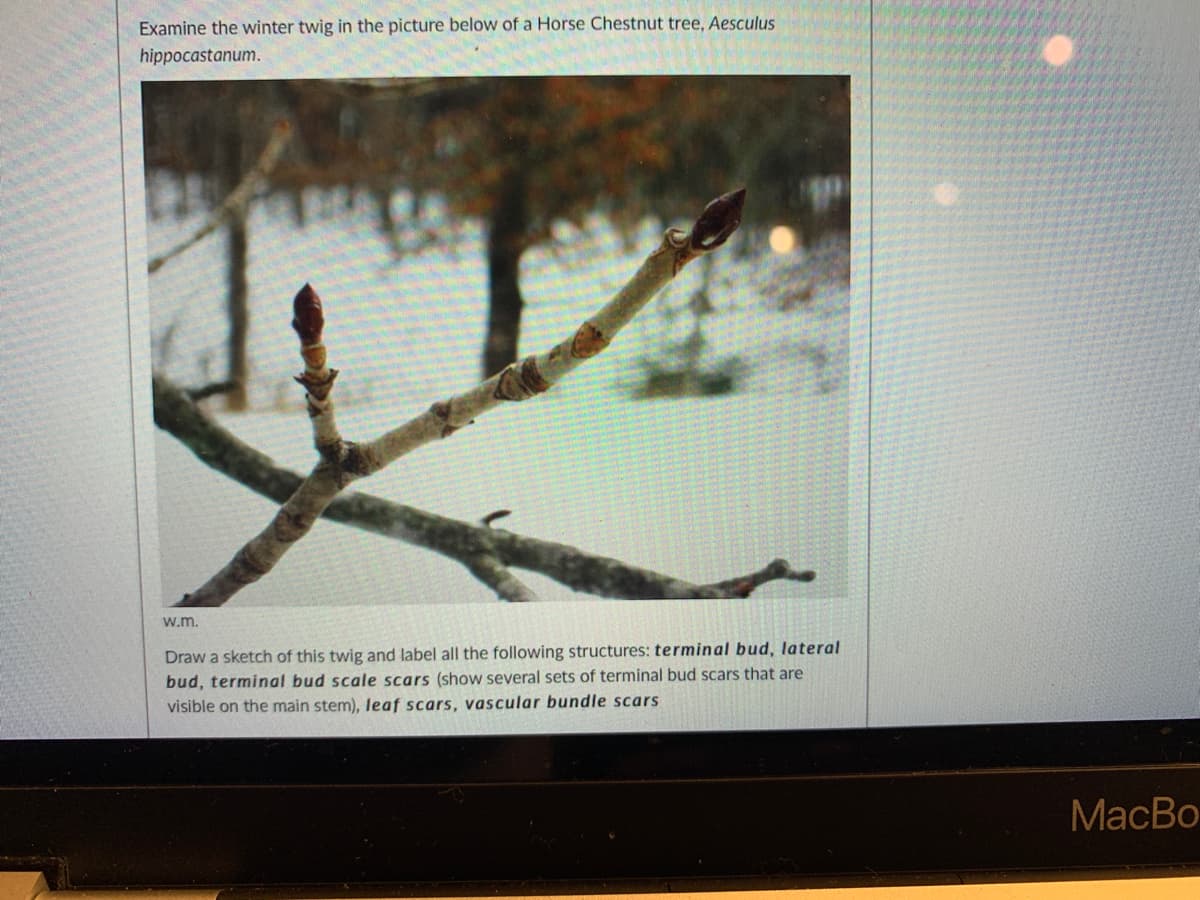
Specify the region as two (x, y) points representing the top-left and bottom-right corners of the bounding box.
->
(932, 182), (960, 207)
(769, 225), (797, 254)
(1042, 34), (1074, 67)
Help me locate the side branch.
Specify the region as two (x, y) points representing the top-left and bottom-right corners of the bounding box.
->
(363, 188), (745, 469)
(291, 283), (343, 457)
(147, 120), (292, 275)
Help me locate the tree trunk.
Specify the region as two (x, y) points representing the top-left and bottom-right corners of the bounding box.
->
(225, 209), (250, 410)
(221, 119), (250, 411)
(482, 168), (528, 378)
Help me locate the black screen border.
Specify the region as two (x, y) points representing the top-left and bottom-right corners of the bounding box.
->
(2, 718), (1197, 786)
(3, 721), (1198, 888)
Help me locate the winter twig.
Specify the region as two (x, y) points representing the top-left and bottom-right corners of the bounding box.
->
(171, 190), (786, 607)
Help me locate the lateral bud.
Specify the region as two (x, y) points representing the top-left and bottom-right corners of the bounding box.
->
(292, 282), (324, 344)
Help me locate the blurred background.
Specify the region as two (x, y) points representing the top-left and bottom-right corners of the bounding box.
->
(142, 76), (850, 411)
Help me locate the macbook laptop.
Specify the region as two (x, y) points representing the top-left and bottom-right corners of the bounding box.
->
(2, 0), (1197, 893)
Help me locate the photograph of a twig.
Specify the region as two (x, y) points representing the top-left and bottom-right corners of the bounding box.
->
(143, 76), (851, 607)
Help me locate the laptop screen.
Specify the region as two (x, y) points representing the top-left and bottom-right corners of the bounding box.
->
(2, 0), (1196, 875)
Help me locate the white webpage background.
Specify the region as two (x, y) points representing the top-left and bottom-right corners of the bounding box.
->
(1, 0), (1196, 738)
(868, 2), (1198, 723)
(121, 1), (871, 737)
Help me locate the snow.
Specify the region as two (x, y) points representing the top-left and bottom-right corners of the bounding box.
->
(147, 183), (849, 605)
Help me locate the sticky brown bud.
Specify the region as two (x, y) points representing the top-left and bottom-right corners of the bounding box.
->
(691, 188), (746, 251)
(292, 283), (324, 344)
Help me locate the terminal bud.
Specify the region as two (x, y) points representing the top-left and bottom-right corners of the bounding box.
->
(691, 188), (745, 251)
(292, 283), (324, 344)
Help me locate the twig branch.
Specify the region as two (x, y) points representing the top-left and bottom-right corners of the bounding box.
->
(290, 283), (343, 456)
(702, 559), (816, 599)
(462, 548), (539, 603)
(170, 189), (760, 607)
(361, 188), (746, 471)
(186, 380), (240, 402)
(147, 120), (292, 275)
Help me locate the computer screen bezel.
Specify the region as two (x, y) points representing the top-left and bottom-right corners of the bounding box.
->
(2, 721), (1198, 887)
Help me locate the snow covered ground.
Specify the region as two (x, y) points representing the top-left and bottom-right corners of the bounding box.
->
(147, 184), (850, 605)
